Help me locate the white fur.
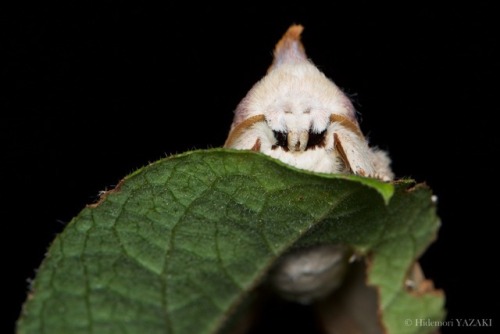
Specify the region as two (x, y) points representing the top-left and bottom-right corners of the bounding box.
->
(230, 62), (355, 132)
(225, 30), (393, 181)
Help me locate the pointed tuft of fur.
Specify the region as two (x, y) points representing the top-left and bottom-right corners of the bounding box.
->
(270, 24), (307, 70)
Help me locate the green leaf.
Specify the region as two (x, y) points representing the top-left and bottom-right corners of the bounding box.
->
(17, 149), (445, 334)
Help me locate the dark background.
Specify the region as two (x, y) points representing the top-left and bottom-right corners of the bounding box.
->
(3, 3), (497, 333)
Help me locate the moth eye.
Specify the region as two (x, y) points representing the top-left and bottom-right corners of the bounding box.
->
(303, 108), (311, 114)
(272, 131), (288, 150)
(284, 110), (292, 114)
(306, 129), (327, 149)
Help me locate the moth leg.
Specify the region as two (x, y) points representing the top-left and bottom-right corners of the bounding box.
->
(251, 138), (261, 152)
(224, 121), (275, 152)
(333, 133), (352, 172)
(328, 123), (377, 177)
(331, 125), (393, 180)
(370, 149), (394, 181)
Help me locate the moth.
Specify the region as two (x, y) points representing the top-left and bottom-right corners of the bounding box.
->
(224, 25), (393, 181)
(224, 25), (394, 304)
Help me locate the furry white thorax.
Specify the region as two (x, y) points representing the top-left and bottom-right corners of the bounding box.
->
(243, 62), (356, 134)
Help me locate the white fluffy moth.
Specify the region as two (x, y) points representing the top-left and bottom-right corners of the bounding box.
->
(225, 24), (393, 181)
(224, 25), (394, 304)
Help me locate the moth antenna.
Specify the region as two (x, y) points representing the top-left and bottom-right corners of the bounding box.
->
(270, 24), (308, 70)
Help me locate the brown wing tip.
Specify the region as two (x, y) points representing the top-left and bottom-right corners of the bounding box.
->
(271, 24), (307, 69)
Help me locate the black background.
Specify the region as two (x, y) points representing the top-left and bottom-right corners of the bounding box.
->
(3, 3), (498, 333)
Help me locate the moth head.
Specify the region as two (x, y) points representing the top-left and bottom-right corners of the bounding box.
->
(230, 25), (357, 152)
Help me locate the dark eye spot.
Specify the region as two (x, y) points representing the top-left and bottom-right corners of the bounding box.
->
(307, 130), (327, 149)
(304, 108), (311, 114)
(272, 131), (288, 151)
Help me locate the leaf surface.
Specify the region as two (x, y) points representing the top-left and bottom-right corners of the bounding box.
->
(17, 149), (444, 333)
